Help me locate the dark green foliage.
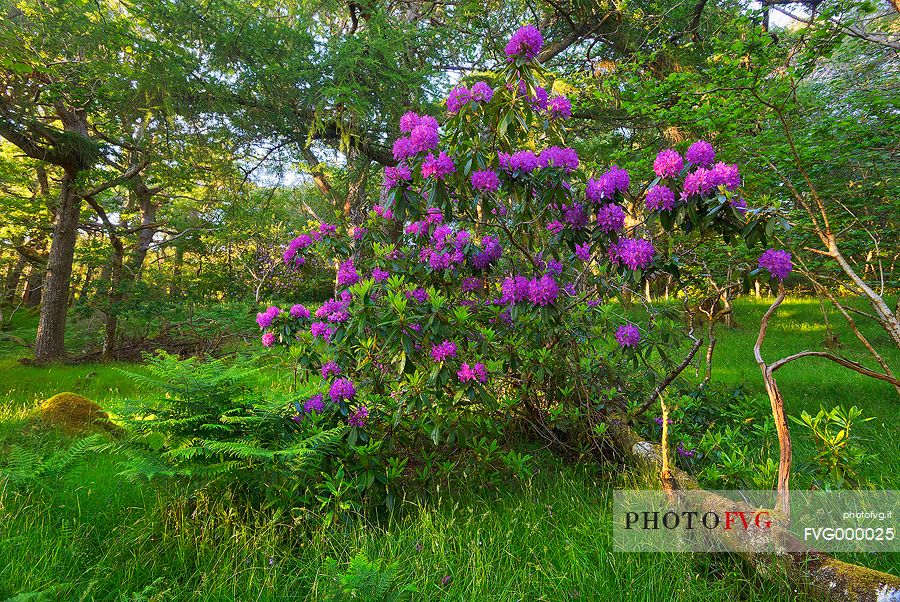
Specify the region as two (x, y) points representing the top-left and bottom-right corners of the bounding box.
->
(115, 352), (347, 504)
(1, 433), (104, 487)
(324, 552), (413, 602)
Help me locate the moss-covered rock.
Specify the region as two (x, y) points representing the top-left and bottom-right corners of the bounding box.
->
(38, 392), (118, 434)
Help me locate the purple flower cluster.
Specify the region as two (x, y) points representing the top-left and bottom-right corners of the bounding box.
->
(256, 306), (280, 329)
(562, 203), (589, 230)
(685, 140), (715, 167)
(261, 332), (276, 347)
(676, 442), (697, 459)
(329, 378), (356, 402)
(609, 238), (655, 270)
(501, 274), (559, 306)
(431, 340), (458, 363)
(283, 234), (314, 267)
(539, 146), (579, 172)
(547, 95), (572, 119)
(310, 321), (335, 341)
(615, 323), (641, 348)
(316, 290), (353, 323)
(420, 225), (468, 271)
(575, 243), (591, 262)
(471, 170), (500, 192)
(447, 82), (494, 113)
(515, 80), (549, 110)
(470, 235), (502, 270)
(348, 405), (368, 427)
(645, 185), (677, 212)
(681, 162), (741, 199)
(383, 163), (412, 190)
(320, 361), (341, 379)
(303, 394), (324, 413)
(471, 81), (494, 102)
(408, 287), (430, 303)
(505, 25), (543, 61)
(597, 204), (626, 233)
(586, 166), (629, 202)
(421, 151), (456, 180)
(758, 249), (792, 280)
(372, 267), (390, 283)
(393, 113), (440, 160)
(499, 150), (540, 173)
(373, 205), (394, 220)
(461, 277), (482, 292)
(653, 149), (684, 178)
(446, 86), (471, 114)
(457, 362), (488, 383)
(337, 259), (360, 287)
(290, 304), (311, 319)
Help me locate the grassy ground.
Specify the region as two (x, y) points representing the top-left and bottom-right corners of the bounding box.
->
(707, 296), (900, 488)
(1, 297), (898, 600)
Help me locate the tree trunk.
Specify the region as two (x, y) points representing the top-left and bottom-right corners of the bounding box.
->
(102, 241), (124, 359)
(3, 256), (26, 302)
(34, 170), (81, 362)
(22, 264), (43, 307)
(127, 176), (157, 280)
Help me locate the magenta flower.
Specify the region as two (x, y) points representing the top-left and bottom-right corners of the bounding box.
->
(685, 140), (715, 167)
(615, 324), (641, 348)
(470, 81), (494, 102)
(538, 146), (579, 172)
(708, 162), (741, 190)
(373, 205), (393, 220)
(645, 185), (677, 212)
(348, 405), (369, 427)
(256, 306), (280, 329)
(529, 274), (559, 306)
(329, 378), (356, 402)
(758, 249), (792, 280)
(320, 361), (341, 379)
(458, 362), (488, 383)
(392, 137), (415, 161)
(290, 304), (310, 319)
(653, 149), (684, 178)
(399, 111), (421, 133)
(372, 267), (390, 283)
(421, 151), (456, 180)
(261, 332), (276, 347)
(446, 85), (471, 114)
(337, 259), (360, 287)
(575, 242), (591, 262)
(505, 25), (543, 61)
(548, 95), (572, 119)
(410, 123), (439, 153)
(609, 238), (655, 270)
(311, 321), (334, 341)
(586, 166), (628, 202)
(383, 163), (412, 189)
(431, 340), (458, 363)
(597, 204), (626, 233)
(303, 394), (324, 413)
(501, 150), (540, 173)
(471, 169), (500, 192)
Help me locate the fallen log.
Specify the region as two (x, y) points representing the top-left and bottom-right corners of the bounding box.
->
(606, 414), (900, 602)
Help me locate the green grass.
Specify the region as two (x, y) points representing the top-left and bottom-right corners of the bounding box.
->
(0, 434), (795, 601)
(706, 296), (900, 487)
(1, 298), (898, 600)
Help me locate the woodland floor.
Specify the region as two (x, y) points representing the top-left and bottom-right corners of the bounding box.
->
(0, 297), (897, 601)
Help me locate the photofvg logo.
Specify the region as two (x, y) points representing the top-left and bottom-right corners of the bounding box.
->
(613, 490), (899, 553)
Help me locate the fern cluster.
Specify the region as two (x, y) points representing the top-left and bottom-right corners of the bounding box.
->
(116, 352), (346, 505)
(2, 434), (105, 487)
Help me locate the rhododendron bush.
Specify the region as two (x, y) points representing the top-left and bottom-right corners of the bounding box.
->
(259, 26), (786, 481)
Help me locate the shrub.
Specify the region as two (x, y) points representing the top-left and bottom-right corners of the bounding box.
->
(249, 25), (788, 507)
